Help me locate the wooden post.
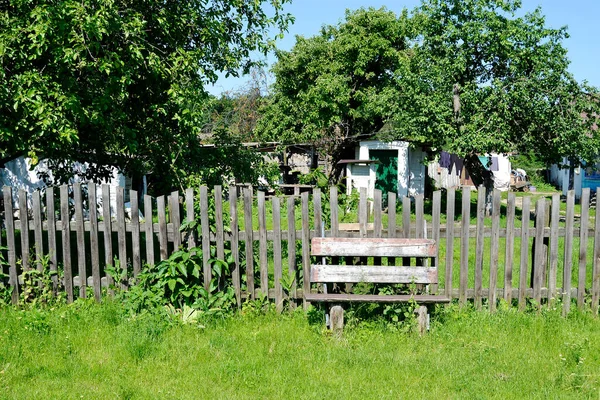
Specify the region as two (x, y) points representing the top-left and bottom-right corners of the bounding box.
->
(592, 186), (600, 315)
(185, 188), (196, 250)
(330, 305), (344, 336)
(170, 191), (181, 250)
(273, 196), (283, 312)
(3, 187), (19, 303)
(287, 196), (297, 306)
(459, 187), (471, 305)
(243, 186), (254, 299)
(563, 191), (575, 315)
(445, 188), (456, 299)
(88, 184), (101, 301)
(504, 193), (516, 304)
(102, 185), (114, 292)
(533, 198), (546, 309)
(301, 191), (310, 309)
(258, 191), (268, 297)
(144, 195), (155, 266)
(200, 186), (211, 291)
(474, 186), (485, 309)
(489, 189), (501, 311)
(18, 189), (30, 272)
(46, 187), (58, 292)
(214, 186), (224, 262)
(130, 191), (141, 277)
(116, 187), (127, 290)
(60, 185), (73, 303)
(157, 195), (168, 261)
(229, 186), (241, 307)
(73, 182), (87, 298)
(388, 192), (397, 266)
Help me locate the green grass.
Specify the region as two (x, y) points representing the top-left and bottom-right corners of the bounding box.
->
(1, 301), (600, 399)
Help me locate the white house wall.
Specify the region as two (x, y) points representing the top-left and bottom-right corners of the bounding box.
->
(346, 140), (424, 198)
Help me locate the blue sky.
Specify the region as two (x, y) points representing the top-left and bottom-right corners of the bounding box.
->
(208, 0), (600, 95)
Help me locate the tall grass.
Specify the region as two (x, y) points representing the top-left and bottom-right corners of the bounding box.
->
(0, 301), (599, 399)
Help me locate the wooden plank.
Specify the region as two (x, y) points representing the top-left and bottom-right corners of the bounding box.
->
(287, 196), (297, 304)
(373, 189), (382, 266)
(18, 189), (30, 271)
(304, 293), (451, 303)
(73, 182), (87, 298)
(46, 187), (58, 292)
(445, 188), (456, 298)
(200, 186), (211, 291)
(102, 185), (114, 291)
(459, 186), (471, 305)
(144, 195), (154, 266)
(359, 187), (367, 238)
(592, 186), (600, 315)
(60, 185), (73, 303)
(272, 196), (283, 312)
(311, 265), (438, 284)
(311, 238), (437, 257)
(214, 186), (224, 261)
(229, 187), (241, 307)
(577, 188), (590, 309)
(388, 192), (397, 266)
(533, 197), (546, 309)
(402, 196), (411, 238)
(474, 186), (486, 309)
(130, 190), (141, 277)
(116, 187), (127, 290)
(504, 192), (516, 303)
(257, 190), (268, 296)
(170, 191), (181, 250)
(157, 195), (168, 261)
(518, 196), (531, 311)
(489, 189), (501, 311)
(415, 194), (424, 238)
(185, 188), (196, 250)
(430, 190), (441, 293)
(402, 196), (411, 266)
(243, 186), (254, 299)
(563, 191), (575, 315)
(301, 191), (310, 309)
(88, 184), (101, 301)
(374, 190), (382, 238)
(3, 187), (19, 303)
(330, 187), (339, 237)
(31, 191), (44, 271)
(313, 188), (322, 237)
(548, 194), (560, 306)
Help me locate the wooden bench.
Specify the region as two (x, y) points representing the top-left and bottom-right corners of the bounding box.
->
(305, 237), (451, 333)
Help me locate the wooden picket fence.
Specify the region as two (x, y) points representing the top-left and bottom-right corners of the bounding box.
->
(1, 183), (599, 315)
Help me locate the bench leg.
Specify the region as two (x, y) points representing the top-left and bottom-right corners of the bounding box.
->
(330, 305), (344, 336)
(415, 305), (429, 335)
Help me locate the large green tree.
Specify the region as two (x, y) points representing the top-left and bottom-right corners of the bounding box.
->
(0, 0), (292, 191)
(255, 8), (408, 179)
(387, 0), (600, 189)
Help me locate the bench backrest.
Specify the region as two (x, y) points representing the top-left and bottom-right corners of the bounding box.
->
(310, 237), (438, 285)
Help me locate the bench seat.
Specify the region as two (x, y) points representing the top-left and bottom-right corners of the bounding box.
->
(304, 293), (451, 303)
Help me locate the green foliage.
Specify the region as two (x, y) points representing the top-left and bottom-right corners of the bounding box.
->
(0, 0), (293, 190)
(387, 0), (600, 167)
(256, 8), (408, 178)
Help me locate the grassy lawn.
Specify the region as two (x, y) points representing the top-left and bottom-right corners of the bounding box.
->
(1, 301), (599, 399)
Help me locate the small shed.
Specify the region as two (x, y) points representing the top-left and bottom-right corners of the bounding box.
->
(342, 140), (426, 200)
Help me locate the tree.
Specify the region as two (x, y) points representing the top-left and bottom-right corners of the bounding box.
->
(385, 0), (600, 194)
(255, 8), (409, 180)
(0, 0), (292, 192)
